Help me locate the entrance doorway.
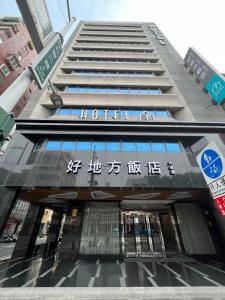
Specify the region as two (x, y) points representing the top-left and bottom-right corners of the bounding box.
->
(122, 210), (180, 257)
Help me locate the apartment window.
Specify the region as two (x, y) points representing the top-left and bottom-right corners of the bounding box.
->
(20, 46), (29, 58)
(17, 52), (23, 61)
(0, 64), (10, 77)
(0, 37), (3, 44)
(6, 54), (20, 70)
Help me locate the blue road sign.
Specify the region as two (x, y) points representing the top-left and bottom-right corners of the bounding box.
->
(201, 148), (223, 179)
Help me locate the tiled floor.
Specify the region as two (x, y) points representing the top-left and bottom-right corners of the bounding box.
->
(0, 254), (225, 288)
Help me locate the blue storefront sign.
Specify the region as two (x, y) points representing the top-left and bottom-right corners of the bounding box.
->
(206, 74), (225, 104)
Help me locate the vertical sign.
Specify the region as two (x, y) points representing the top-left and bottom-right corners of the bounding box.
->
(184, 47), (225, 104)
(196, 141), (225, 216)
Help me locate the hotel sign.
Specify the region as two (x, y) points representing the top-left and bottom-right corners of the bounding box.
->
(184, 47), (225, 104)
(197, 142), (225, 216)
(149, 24), (166, 45)
(66, 160), (175, 176)
(76, 109), (155, 121)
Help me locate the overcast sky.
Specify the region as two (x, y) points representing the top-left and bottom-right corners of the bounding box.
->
(1, 0), (224, 72)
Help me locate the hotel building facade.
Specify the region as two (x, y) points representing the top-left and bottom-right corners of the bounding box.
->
(1, 21), (225, 260)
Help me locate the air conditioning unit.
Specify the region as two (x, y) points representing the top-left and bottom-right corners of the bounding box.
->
(5, 55), (20, 71)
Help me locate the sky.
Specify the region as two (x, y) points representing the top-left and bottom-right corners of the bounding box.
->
(0, 0), (224, 72)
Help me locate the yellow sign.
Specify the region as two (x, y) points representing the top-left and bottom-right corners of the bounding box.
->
(72, 209), (78, 217)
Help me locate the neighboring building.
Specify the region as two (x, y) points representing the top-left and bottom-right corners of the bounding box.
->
(1, 21), (225, 265)
(0, 17), (37, 117)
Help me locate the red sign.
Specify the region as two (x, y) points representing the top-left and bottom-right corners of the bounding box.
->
(214, 194), (225, 216)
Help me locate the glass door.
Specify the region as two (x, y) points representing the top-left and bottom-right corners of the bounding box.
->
(122, 210), (179, 257)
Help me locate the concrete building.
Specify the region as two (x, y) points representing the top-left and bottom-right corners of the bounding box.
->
(0, 17), (37, 117)
(0, 21), (225, 287)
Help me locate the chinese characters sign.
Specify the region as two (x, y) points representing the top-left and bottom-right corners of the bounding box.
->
(197, 141), (225, 216)
(66, 160), (175, 176)
(30, 36), (63, 88)
(184, 47), (225, 105)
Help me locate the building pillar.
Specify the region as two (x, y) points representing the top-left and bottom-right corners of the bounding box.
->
(11, 204), (45, 258)
(0, 187), (19, 237)
(45, 210), (63, 255)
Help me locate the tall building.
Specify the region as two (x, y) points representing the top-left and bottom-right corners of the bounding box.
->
(0, 21), (225, 287)
(0, 17), (37, 117)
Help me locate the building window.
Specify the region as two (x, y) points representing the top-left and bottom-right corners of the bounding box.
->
(55, 107), (170, 119)
(6, 54), (20, 70)
(0, 36), (3, 44)
(17, 52), (23, 61)
(43, 139), (181, 153)
(0, 64), (10, 77)
(45, 141), (62, 151)
(65, 86), (161, 95)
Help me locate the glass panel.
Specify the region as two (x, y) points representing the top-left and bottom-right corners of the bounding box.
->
(106, 142), (120, 152)
(166, 143), (181, 152)
(76, 141), (91, 151)
(124, 215), (136, 253)
(138, 216), (149, 253)
(147, 110), (156, 118)
(98, 109), (105, 117)
(66, 87), (78, 92)
(71, 109), (82, 116)
(151, 142), (166, 152)
(61, 141), (76, 151)
(149, 89), (161, 95)
(149, 213), (163, 252)
(136, 142), (151, 152)
(92, 142), (106, 151)
(58, 108), (71, 115)
(131, 110), (143, 117)
(45, 141), (62, 151)
(155, 111), (168, 118)
(122, 142), (136, 152)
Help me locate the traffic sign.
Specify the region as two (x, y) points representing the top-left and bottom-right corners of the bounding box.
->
(29, 35), (63, 88)
(197, 141), (225, 216)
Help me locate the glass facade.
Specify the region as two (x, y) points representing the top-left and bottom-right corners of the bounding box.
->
(65, 86), (161, 95)
(42, 139), (181, 152)
(55, 107), (170, 119)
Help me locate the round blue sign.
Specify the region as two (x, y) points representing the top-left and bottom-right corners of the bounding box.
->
(201, 148), (223, 179)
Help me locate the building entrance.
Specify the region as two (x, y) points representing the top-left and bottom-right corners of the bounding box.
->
(122, 210), (180, 257)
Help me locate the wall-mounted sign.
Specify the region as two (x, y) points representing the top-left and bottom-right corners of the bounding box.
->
(149, 24), (166, 45)
(66, 159), (175, 176)
(197, 141), (225, 216)
(59, 109), (156, 121)
(184, 47), (225, 105)
(16, 0), (54, 53)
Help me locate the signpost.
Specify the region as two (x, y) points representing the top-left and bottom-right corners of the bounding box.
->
(29, 35), (63, 88)
(197, 141), (225, 216)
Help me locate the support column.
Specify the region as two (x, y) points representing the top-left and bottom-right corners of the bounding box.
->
(11, 204), (45, 258)
(45, 210), (63, 254)
(0, 187), (19, 237)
